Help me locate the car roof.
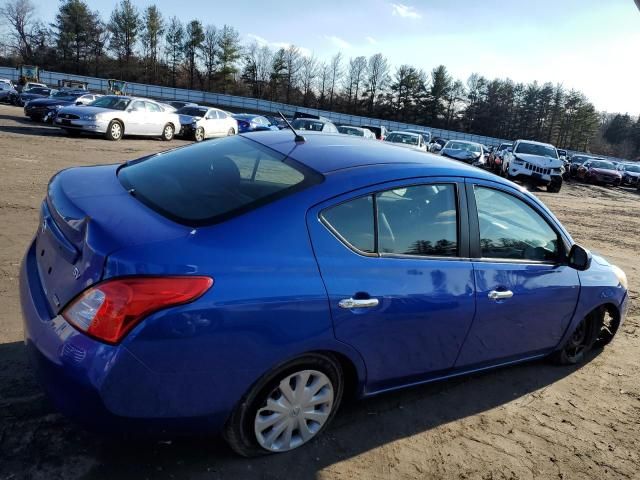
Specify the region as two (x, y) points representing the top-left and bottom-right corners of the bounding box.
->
(243, 130), (494, 176)
(388, 131), (420, 137)
(445, 139), (481, 147)
(515, 139), (555, 148)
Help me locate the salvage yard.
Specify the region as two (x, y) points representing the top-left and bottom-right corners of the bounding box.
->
(0, 102), (639, 479)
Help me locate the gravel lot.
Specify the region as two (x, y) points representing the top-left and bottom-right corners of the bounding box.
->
(0, 103), (639, 480)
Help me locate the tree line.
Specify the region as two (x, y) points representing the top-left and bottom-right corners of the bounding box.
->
(0, 0), (638, 157)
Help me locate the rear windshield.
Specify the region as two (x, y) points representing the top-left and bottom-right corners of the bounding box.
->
(118, 136), (322, 226)
(292, 119), (325, 131)
(177, 106), (208, 116)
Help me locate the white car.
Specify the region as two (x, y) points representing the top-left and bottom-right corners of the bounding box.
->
(176, 105), (238, 141)
(501, 139), (564, 192)
(384, 131), (428, 152)
(439, 140), (487, 167)
(337, 125), (376, 139)
(55, 95), (181, 141)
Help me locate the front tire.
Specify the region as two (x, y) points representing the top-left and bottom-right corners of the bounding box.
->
(227, 127), (235, 136)
(547, 177), (562, 193)
(161, 123), (175, 141)
(194, 127), (205, 142)
(551, 311), (600, 365)
(224, 354), (343, 457)
(105, 120), (123, 141)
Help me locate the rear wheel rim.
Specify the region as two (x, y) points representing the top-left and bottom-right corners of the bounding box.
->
(254, 369), (334, 452)
(164, 125), (174, 139)
(228, 128), (234, 136)
(195, 128), (204, 141)
(111, 123), (122, 139)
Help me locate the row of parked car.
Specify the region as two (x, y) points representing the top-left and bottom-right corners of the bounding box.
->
(4, 78), (637, 194)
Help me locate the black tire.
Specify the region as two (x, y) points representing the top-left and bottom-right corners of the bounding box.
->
(105, 120), (123, 141)
(227, 127), (235, 136)
(194, 127), (205, 142)
(548, 177), (562, 193)
(161, 123), (175, 141)
(224, 353), (344, 457)
(551, 310), (600, 365)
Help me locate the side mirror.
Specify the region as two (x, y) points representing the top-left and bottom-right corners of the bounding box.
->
(568, 244), (591, 271)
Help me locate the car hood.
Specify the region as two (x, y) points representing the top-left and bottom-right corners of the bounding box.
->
(21, 93), (48, 100)
(58, 105), (115, 116)
(179, 114), (203, 125)
(442, 149), (480, 160)
(514, 153), (563, 168)
(590, 168), (620, 176)
(27, 98), (75, 107)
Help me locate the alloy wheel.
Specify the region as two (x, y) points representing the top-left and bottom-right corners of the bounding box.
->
(254, 369), (334, 452)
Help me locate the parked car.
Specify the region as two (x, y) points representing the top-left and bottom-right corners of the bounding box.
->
(166, 100), (198, 109)
(384, 131), (428, 151)
(0, 80), (16, 103)
(501, 139), (564, 192)
(159, 103), (177, 112)
(557, 149), (568, 161)
(404, 129), (432, 145)
(232, 114), (280, 133)
(619, 163), (640, 186)
(24, 90), (100, 122)
(440, 140), (486, 167)
(176, 106), (238, 141)
(429, 137), (448, 153)
(55, 95), (180, 141)
(337, 126), (376, 139)
(567, 154), (594, 178)
(20, 131), (627, 457)
(264, 115), (288, 130)
(576, 160), (622, 186)
(14, 86), (55, 106)
(487, 142), (513, 172)
(16, 81), (46, 93)
(361, 125), (388, 140)
(291, 118), (339, 133)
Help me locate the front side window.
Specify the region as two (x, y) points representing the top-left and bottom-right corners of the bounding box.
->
(321, 184), (458, 257)
(475, 186), (559, 262)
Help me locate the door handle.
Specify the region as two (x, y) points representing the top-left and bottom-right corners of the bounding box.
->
(338, 298), (379, 309)
(488, 290), (514, 300)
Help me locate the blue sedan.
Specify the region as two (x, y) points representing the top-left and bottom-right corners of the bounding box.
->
(232, 113), (280, 133)
(20, 131), (628, 456)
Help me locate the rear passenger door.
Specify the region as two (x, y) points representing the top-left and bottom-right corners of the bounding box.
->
(144, 101), (163, 135)
(307, 179), (476, 392)
(126, 100), (147, 135)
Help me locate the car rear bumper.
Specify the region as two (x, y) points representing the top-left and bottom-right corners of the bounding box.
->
(20, 240), (228, 436)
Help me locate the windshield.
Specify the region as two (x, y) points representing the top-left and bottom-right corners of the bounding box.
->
(118, 136), (321, 226)
(624, 165), (640, 173)
(498, 143), (512, 151)
(515, 142), (558, 158)
(446, 141), (481, 153)
(338, 126), (364, 136)
(89, 96), (130, 110)
(589, 161), (616, 170)
(177, 106), (208, 117)
(292, 119), (325, 131)
(52, 91), (81, 99)
(26, 87), (49, 95)
(386, 133), (419, 145)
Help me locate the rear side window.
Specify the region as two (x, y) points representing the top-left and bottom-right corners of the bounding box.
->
(321, 184), (458, 257)
(119, 136), (321, 226)
(321, 197), (375, 253)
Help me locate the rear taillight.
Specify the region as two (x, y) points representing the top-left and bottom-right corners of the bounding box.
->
(62, 276), (213, 344)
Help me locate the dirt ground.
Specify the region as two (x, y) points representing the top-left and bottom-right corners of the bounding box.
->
(0, 103), (639, 480)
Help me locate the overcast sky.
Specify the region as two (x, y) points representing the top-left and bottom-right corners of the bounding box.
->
(32, 0), (640, 115)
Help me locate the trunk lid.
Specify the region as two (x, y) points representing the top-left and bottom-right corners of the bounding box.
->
(36, 164), (189, 315)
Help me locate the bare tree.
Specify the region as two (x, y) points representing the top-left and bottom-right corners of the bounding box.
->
(200, 25), (218, 90)
(365, 53), (390, 114)
(283, 45), (302, 103)
(300, 55), (318, 106)
(328, 52), (342, 110)
(0, 0), (37, 60)
(317, 62), (330, 108)
(345, 56), (367, 112)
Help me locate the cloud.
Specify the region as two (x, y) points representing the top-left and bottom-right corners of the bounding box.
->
(391, 3), (422, 19)
(366, 36), (378, 45)
(325, 35), (352, 49)
(246, 33), (312, 57)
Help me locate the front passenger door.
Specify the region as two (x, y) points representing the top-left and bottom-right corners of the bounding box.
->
(455, 182), (580, 367)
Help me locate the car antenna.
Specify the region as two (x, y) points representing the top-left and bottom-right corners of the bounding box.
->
(278, 111), (305, 143)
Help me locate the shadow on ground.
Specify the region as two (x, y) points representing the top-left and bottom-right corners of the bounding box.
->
(0, 339), (599, 480)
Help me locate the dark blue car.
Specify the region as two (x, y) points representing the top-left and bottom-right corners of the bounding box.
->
(232, 113), (279, 133)
(20, 132), (628, 456)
